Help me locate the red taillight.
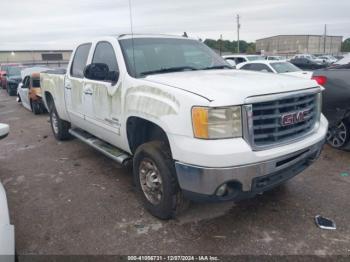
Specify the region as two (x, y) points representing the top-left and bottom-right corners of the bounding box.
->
(312, 76), (327, 86)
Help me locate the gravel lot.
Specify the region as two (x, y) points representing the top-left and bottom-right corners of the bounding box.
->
(0, 89), (350, 257)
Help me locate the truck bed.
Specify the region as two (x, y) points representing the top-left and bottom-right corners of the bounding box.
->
(40, 71), (69, 121)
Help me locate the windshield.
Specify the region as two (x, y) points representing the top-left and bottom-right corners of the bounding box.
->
(247, 56), (265, 61)
(271, 62), (302, 73)
(119, 38), (229, 77)
(7, 66), (22, 76)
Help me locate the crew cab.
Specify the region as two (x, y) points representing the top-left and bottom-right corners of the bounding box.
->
(41, 35), (328, 219)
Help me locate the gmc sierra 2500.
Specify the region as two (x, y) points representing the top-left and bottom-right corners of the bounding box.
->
(41, 35), (328, 219)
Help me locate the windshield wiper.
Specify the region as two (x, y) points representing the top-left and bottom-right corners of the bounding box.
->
(140, 66), (197, 76)
(201, 65), (233, 70)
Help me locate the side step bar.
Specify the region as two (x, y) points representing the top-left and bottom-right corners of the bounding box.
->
(69, 128), (131, 165)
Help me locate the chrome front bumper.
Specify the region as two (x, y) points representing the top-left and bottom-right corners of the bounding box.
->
(175, 139), (325, 200)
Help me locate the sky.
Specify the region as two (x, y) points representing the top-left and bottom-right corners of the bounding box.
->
(0, 0), (349, 50)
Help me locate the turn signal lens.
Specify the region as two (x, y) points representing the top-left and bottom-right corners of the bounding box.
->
(192, 107), (209, 139)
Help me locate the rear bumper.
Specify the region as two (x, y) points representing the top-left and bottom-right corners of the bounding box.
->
(175, 138), (324, 202)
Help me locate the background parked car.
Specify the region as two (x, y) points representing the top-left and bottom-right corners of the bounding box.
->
(312, 61), (350, 150)
(5, 65), (25, 96)
(0, 123), (15, 262)
(17, 67), (49, 114)
(294, 54), (326, 64)
(318, 55), (338, 64)
(222, 54), (265, 66)
(237, 60), (312, 79)
(266, 56), (286, 61)
(290, 57), (328, 71)
(0, 64), (21, 89)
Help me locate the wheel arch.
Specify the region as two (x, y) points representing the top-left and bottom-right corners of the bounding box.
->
(126, 116), (171, 155)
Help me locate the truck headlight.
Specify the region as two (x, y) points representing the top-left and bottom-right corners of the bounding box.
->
(192, 106), (242, 139)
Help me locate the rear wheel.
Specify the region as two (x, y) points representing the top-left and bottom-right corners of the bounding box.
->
(31, 101), (41, 115)
(326, 119), (350, 149)
(133, 141), (189, 220)
(49, 103), (71, 141)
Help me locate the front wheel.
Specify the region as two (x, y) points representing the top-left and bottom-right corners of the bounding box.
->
(16, 94), (21, 103)
(326, 119), (350, 149)
(49, 103), (71, 141)
(133, 141), (189, 220)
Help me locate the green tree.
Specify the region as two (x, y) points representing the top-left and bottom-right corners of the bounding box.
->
(342, 38), (350, 52)
(204, 38), (256, 54)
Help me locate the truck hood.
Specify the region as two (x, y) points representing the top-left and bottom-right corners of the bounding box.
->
(144, 69), (318, 105)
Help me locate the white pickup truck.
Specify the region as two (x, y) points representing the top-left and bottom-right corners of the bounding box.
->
(41, 35), (328, 219)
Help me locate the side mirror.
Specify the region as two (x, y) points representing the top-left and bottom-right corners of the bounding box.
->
(84, 63), (109, 81)
(0, 123), (9, 140)
(261, 69), (269, 73)
(84, 63), (119, 83)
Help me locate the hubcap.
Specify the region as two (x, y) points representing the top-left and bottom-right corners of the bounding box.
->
(327, 121), (347, 148)
(139, 158), (163, 205)
(51, 111), (59, 134)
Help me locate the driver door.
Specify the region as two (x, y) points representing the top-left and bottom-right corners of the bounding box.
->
(83, 41), (123, 147)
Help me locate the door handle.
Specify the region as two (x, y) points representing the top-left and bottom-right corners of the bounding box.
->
(83, 91), (93, 95)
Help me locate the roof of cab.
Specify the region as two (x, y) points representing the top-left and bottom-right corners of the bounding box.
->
(117, 34), (194, 40)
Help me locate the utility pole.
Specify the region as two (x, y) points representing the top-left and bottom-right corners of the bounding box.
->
(236, 14), (240, 53)
(323, 24), (327, 54)
(219, 34), (223, 56)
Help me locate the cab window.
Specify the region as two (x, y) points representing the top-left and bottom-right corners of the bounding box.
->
(70, 43), (92, 78)
(32, 78), (41, 88)
(92, 41), (119, 83)
(249, 63), (273, 72)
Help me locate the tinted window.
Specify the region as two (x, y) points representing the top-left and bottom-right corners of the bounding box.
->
(71, 43), (91, 78)
(23, 76), (30, 88)
(236, 57), (246, 64)
(32, 78), (40, 88)
(241, 64), (252, 70)
(271, 62), (301, 73)
(92, 42), (119, 72)
(8, 66), (22, 76)
(243, 63), (272, 72)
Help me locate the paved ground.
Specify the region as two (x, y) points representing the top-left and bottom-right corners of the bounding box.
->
(0, 89), (350, 256)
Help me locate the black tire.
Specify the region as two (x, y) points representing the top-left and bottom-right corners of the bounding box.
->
(16, 94), (21, 103)
(133, 141), (189, 220)
(49, 103), (71, 141)
(326, 118), (350, 150)
(31, 101), (41, 115)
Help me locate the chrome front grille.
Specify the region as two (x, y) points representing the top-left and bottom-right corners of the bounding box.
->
(247, 92), (319, 148)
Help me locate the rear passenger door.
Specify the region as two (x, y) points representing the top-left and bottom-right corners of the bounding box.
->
(65, 43), (92, 125)
(83, 41), (123, 144)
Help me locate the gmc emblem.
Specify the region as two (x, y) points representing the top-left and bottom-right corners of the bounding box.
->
(281, 110), (309, 126)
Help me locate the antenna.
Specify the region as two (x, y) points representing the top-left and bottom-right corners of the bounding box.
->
(128, 0), (136, 75)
